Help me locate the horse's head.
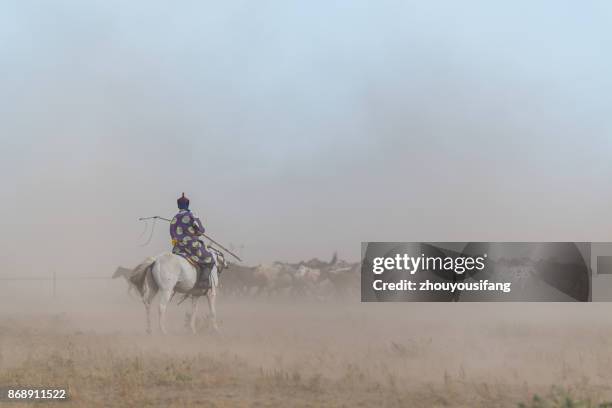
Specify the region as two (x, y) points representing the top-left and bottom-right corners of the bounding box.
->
(216, 252), (229, 275)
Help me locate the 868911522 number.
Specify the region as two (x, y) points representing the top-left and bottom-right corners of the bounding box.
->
(2, 388), (68, 401)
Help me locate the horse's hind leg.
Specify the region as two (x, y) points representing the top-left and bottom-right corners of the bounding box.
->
(158, 289), (172, 335)
(143, 272), (158, 335)
(144, 295), (154, 334)
(151, 256), (178, 335)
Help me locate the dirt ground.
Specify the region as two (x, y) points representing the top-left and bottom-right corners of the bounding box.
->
(2, 280), (612, 407)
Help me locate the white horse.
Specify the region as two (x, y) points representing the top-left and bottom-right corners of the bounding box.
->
(127, 251), (226, 335)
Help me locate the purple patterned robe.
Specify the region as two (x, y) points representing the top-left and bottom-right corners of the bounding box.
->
(170, 209), (213, 267)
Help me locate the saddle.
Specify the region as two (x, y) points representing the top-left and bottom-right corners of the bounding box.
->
(196, 266), (212, 290)
(185, 258), (213, 291)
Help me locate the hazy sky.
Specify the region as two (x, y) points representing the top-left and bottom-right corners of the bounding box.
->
(1, 1), (611, 275)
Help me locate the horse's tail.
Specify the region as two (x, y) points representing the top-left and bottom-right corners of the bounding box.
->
(112, 266), (132, 279)
(130, 257), (157, 298)
(330, 251), (338, 266)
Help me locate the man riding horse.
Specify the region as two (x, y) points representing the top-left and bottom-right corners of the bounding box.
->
(170, 193), (217, 289)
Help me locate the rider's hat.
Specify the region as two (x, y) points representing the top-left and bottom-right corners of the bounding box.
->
(177, 193), (190, 210)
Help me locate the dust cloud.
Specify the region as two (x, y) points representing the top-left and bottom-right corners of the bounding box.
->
(2, 1), (612, 276)
(2, 1), (612, 406)
(3, 284), (612, 406)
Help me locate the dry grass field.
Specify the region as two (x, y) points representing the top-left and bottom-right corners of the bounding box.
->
(2, 282), (612, 407)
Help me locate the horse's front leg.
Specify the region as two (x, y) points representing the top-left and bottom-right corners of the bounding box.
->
(190, 296), (199, 334)
(206, 286), (219, 333)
